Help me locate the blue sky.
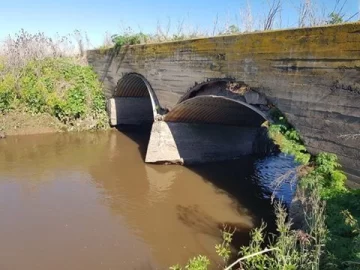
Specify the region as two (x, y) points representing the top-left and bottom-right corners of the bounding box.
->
(0, 0), (359, 47)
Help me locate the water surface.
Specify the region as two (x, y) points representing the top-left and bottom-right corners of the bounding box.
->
(0, 128), (295, 269)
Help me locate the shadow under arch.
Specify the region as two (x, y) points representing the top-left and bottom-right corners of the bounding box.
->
(108, 73), (165, 127)
(113, 72), (162, 118)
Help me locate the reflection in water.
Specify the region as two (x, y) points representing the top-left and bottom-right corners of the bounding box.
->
(0, 128), (295, 270)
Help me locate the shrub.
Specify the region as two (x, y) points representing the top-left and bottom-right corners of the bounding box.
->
(62, 86), (87, 120)
(238, 198), (326, 270)
(271, 121), (359, 269)
(111, 29), (149, 48)
(0, 73), (16, 112)
(0, 54), (107, 129)
(170, 255), (210, 270)
(0, 30), (108, 131)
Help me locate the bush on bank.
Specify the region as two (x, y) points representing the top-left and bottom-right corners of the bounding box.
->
(270, 112), (360, 269)
(0, 31), (108, 132)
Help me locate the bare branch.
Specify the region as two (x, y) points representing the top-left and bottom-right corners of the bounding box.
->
(346, 11), (359, 22)
(263, 0), (282, 30)
(223, 248), (279, 270)
(240, 0), (253, 32)
(212, 14), (219, 36)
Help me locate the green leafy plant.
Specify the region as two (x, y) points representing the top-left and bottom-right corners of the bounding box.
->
(170, 226), (234, 270)
(111, 28), (149, 48)
(327, 12), (343, 24)
(238, 198), (326, 270)
(1, 57), (107, 130)
(215, 226), (235, 263)
(170, 255), (210, 270)
(0, 73), (16, 112)
(0, 30), (108, 132)
(268, 110), (310, 164)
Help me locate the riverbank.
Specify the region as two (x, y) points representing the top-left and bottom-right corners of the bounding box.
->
(0, 110), (109, 137)
(1, 111), (63, 137)
(237, 113), (360, 269)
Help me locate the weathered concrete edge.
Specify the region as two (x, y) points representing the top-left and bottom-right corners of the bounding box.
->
(89, 22), (360, 54)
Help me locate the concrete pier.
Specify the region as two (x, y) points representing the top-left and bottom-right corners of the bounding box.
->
(145, 121), (269, 164)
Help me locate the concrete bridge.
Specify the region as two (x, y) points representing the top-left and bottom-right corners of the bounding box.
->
(87, 22), (360, 185)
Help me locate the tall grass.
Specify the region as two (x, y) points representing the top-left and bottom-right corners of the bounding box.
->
(171, 191), (327, 270)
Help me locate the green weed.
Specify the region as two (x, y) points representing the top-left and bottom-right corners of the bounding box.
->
(0, 73), (16, 112)
(111, 30), (149, 48)
(268, 110), (310, 164)
(170, 255), (210, 270)
(269, 111), (360, 269)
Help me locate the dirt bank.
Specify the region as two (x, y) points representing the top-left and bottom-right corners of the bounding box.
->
(0, 111), (64, 137)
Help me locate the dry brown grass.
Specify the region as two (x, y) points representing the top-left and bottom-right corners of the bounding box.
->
(0, 29), (89, 72)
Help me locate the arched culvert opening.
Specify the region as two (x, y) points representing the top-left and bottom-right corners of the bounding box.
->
(107, 73), (161, 126)
(145, 80), (275, 164)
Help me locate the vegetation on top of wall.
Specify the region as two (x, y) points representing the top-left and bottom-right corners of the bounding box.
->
(102, 0), (357, 50)
(111, 29), (150, 49)
(0, 30), (108, 133)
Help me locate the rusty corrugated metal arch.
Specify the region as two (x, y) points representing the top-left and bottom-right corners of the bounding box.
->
(164, 95), (268, 127)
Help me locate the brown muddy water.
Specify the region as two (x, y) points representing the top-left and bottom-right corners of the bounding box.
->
(0, 127), (296, 270)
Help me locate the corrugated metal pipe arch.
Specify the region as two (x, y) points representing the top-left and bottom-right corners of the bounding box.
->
(114, 74), (268, 127)
(164, 96), (268, 127)
(113, 73), (161, 118)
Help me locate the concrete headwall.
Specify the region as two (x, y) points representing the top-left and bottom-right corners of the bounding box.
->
(87, 23), (360, 185)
